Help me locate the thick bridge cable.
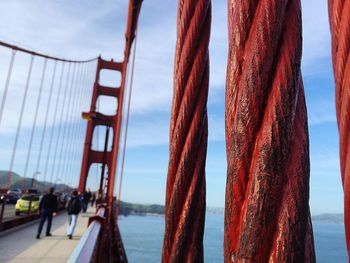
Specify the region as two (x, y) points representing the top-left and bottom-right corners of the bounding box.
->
(328, 0), (350, 256)
(224, 0), (315, 262)
(161, 0), (211, 262)
(0, 40), (98, 63)
(23, 59), (48, 188)
(6, 56), (34, 189)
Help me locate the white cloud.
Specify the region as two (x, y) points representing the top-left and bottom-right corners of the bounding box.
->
(301, 0), (332, 75)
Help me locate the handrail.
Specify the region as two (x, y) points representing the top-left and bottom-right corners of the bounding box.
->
(67, 207), (105, 263)
(0, 40), (98, 63)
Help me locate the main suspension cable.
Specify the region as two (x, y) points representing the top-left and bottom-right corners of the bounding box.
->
(0, 40), (98, 63)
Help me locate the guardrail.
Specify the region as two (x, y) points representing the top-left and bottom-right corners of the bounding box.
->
(67, 206), (106, 263)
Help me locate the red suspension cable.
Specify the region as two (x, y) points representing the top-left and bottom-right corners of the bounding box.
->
(162, 0), (211, 262)
(328, 0), (350, 257)
(224, 0), (315, 262)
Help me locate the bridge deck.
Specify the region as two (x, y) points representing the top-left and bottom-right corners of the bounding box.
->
(0, 208), (94, 263)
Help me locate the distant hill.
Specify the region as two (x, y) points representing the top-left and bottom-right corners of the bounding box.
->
(0, 170), (71, 192)
(118, 203), (225, 216)
(312, 213), (344, 224)
(119, 201), (165, 216)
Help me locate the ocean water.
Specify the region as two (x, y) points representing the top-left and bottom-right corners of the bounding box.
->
(119, 214), (348, 262)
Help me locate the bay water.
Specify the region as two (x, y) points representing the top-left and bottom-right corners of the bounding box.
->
(119, 214), (348, 262)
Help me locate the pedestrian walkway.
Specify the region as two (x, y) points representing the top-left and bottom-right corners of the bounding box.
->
(0, 208), (95, 263)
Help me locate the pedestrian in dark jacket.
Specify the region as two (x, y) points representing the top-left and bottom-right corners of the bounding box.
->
(66, 190), (82, 239)
(36, 187), (58, 239)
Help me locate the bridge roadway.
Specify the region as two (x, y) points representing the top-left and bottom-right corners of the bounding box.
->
(0, 207), (94, 262)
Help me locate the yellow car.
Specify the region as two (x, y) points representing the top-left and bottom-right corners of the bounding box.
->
(15, 195), (40, 215)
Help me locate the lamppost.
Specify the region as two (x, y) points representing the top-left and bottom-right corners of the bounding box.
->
(31, 171), (40, 189)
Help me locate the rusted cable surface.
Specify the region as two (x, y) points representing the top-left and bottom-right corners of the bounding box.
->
(224, 0), (315, 262)
(328, 0), (350, 257)
(161, 0), (211, 262)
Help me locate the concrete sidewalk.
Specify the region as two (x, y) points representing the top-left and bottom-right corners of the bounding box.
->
(0, 208), (95, 263)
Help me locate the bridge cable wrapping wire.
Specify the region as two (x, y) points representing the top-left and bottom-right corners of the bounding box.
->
(161, 0), (211, 262)
(224, 0), (315, 262)
(328, 0), (350, 257)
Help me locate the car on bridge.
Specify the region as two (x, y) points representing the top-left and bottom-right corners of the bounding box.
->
(15, 194), (40, 215)
(6, 188), (22, 204)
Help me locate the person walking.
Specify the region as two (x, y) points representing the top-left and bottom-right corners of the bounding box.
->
(36, 187), (58, 239)
(66, 190), (82, 239)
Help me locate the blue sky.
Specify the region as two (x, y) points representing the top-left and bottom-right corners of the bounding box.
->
(0, 0), (343, 215)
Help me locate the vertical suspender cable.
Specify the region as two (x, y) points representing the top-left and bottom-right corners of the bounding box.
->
(23, 59), (48, 189)
(43, 62), (65, 183)
(62, 63), (84, 185)
(54, 63), (77, 184)
(50, 63), (72, 184)
(7, 55), (35, 189)
(96, 98), (100, 189)
(0, 50), (16, 126)
(76, 64), (91, 187)
(115, 34), (138, 220)
(66, 64), (88, 187)
(35, 61), (57, 180)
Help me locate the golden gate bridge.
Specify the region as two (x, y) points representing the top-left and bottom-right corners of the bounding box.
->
(0, 0), (349, 262)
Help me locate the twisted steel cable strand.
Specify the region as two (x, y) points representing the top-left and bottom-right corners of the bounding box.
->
(224, 0), (315, 262)
(161, 0), (211, 262)
(329, 0), (350, 257)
